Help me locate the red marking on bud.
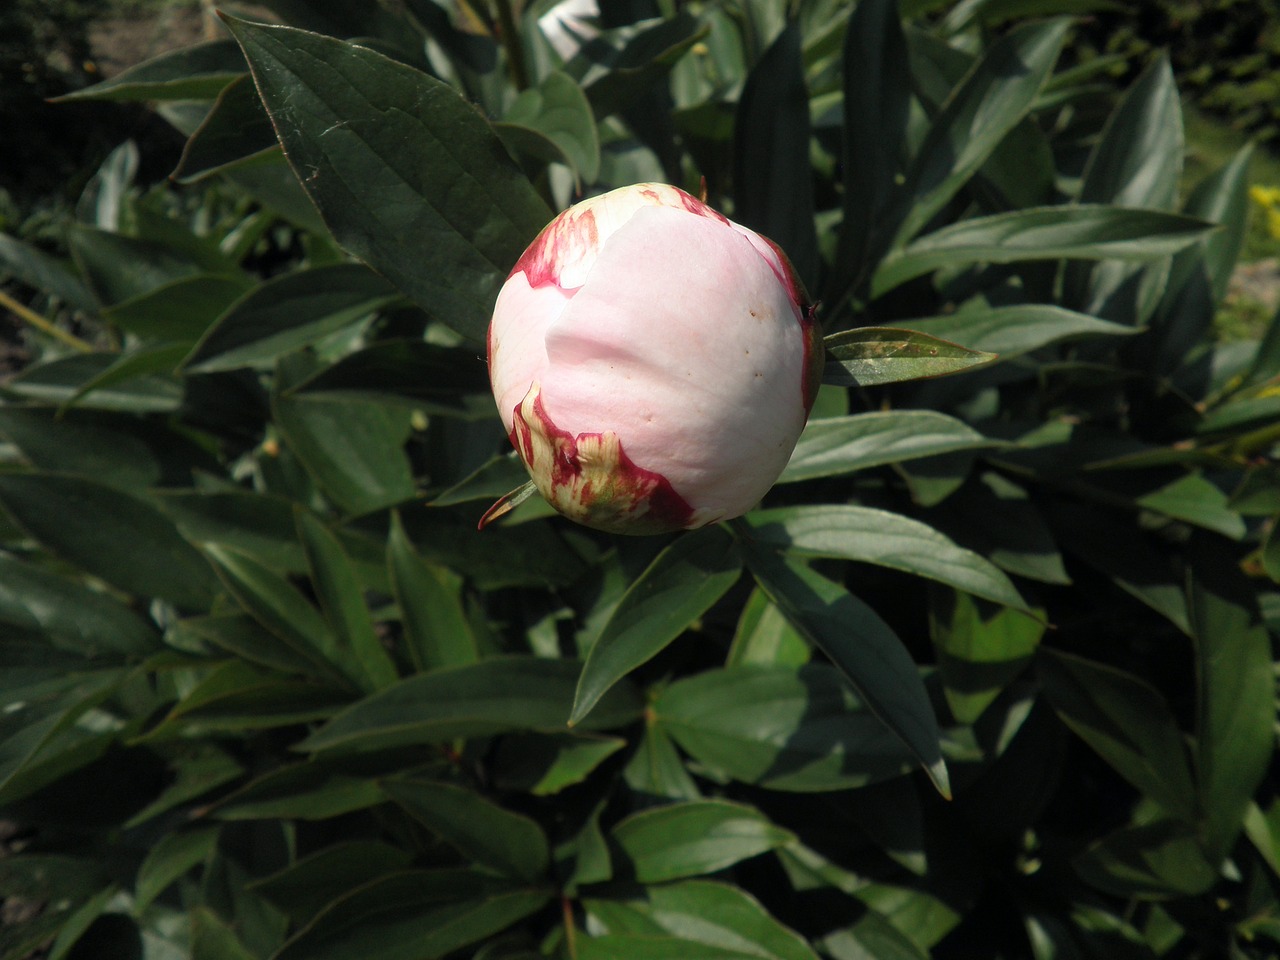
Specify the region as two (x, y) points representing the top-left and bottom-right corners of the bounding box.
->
(510, 209), (599, 287)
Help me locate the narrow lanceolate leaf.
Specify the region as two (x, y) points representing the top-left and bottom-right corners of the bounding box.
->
(891, 18), (1071, 247)
(570, 526), (741, 725)
(896, 305), (1138, 359)
(734, 21), (818, 290)
(837, 0), (911, 290)
(272, 870), (550, 960)
(1188, 535), (1274, 861)
(780, 410), (997, 483)
(871, 206), (1215, 297)
(52, 40), (246, 102)
(1036, 649), (1197, 820)
(822, 327), (996, 386)
(0, 473), (217, 610)
(611, 800), (793, 883)
(222, 16), (551, 343)
(296, 509), (399, 692)
(741, 546), (949, 798)
(299, 657), (644, 756)
(745, 505), (1028, 611)
(387, 512), (479, 672)
(493, 70), (600, 188)
(382, 778), (550, 883)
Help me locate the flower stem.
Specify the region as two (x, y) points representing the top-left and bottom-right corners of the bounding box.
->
(0, 289), (94, 353)
(561, 895), (578, 960)
(493, 0), (530, 91)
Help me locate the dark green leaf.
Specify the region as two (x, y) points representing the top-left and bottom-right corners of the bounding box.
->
(489, 732), (625, 795)
(0, 473), (216, 609)
(725, 587), (809, 667)
(1037, 648), (1196, 820)
(184, 264), (399, 372)
(134, 825), (220, 910)
(581, 13), (710, 119)
(577, 936), (762, 960)
(611, 799), (793, 883)
(272, 870), (549, 960)
(383, 778), (550, 882)
(891, 19), (1071, 246)
(1073, 820), (1218, 898)
(224, 17), (551, 343)
(837, 0), (910, 290)
(1188, 535), (1274, 860)
(292, 339), (489, 408)
(156, 490), (307, 574)
(654, 664), (914, 791)
(740, 546), (948, 797)
(0, 552), (158, 658)
(734, 22), (818, 290)
(172, 75), (279, 182)
(190, 907), (258, 960)
(213, 763), (383, 820)
(300, 657), (643, 757)
(54, 40), (245, 102)
(744, 504), (1027, 610)
(872, 206), (1214, 297)
(386, 512), (479, 672)
(248, 841), (413, 923)
(822, 327), (997, 386)
(296, 509), (398, 692)
(4, 353), (184, 413)
(158, 659), (350, 730)
(780, 410), (997, 483)
(103, 275), (252, 344)
(0, 234), (96, 312)
(272, 393), (415, 517)
(571, 527), (741, 724)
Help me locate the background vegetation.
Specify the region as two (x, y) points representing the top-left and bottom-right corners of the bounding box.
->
(0, 1), (1278, 959)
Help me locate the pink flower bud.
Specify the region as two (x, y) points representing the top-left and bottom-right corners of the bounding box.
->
(485, 183), (822, 535)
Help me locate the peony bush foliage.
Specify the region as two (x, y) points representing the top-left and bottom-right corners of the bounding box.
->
(0, 1), (1277, 958)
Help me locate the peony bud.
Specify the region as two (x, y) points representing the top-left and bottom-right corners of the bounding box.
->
(485, 183), (822, 535)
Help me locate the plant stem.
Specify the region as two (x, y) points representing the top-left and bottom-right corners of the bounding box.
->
(561, 895), (578, 960)
(493, 0), (530, 91)
(0, 289), (94, 353)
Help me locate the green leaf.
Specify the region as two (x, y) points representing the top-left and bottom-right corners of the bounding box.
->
(1132, 471), (1246, 539)
(930, 591), (1044, 724)
(581, 13), (711, 119)
(495, 70), (600, 188)
(191, 907), (259, 960)
(836, 0), (911, 290)
(1073, 820), (1218, 898)
(272, 870), (549, 960)
(386, 512), (479, 672)
(624, 722), (702, 801)
(586, 879), (818, 960)
(0, 233), (96, 312)
(734, 21), (818, 289)
(0, 473), (216, 609)
(224, 17), (551, 343)
(296, 509), (399, 692)
(171, 75), (279, 182)
(0, 552), (158, 658)
(4, 353), (183, 413)
(135, 825), (220, 910)
(103, 275), (252, 344)
(382, 778), (550, 882)
(204, 544), (355, 688)
(68, 225), (228, 306)
(779, 410), (997, 483)
(821, 327), (997, 387)
(576, 936), (762, 960)
(156, 489), (308, 574)
(124, 747), (244, 828)
(725, 587), (809, 667)
(54, 40), (245, 101)
(158, 659), (350, 731)
(213, 762), (384, 821)
(571, 527), (741, 724)
(822, 912), (930, 960)
(897, 305), (1139, 359)
(872, 206), (1214, 297)
(611, 799), (793, 883)
(293, 339), (489, 409)
(653, 664), (914, 791)
(891, 19), (1071, 247)
(184, 264), (399, 372)
(248, 841), (414, 923)
(490, 732), (626, 796)
(272, 393), (415, 517)
(1036, 648), (1197, 820)
(300, 657), (643, 757)
(1188, 535), (1274, 860)
(744, 505), (1028, 610)
(740, 547), (948, 797)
